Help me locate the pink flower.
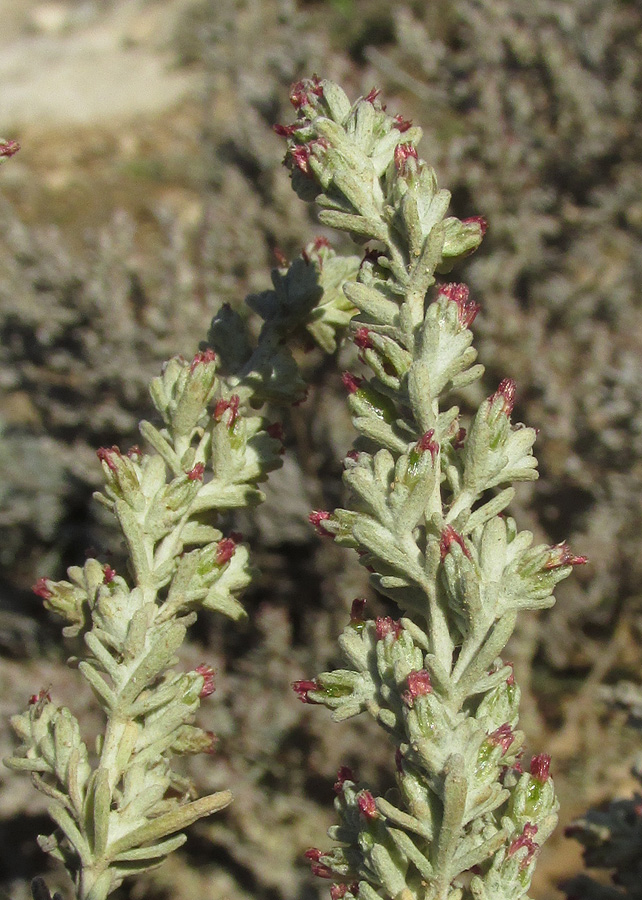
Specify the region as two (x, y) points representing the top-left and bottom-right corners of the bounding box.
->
(440, 526), (471, 560)
(416, 429), (439, 462)
(530, 753), (551, 783)
(187, 463), (205, 482)
(341, 372), (363, 394)
(490, 378), (516, 416)
(0, 139), (20, 158)
(357, 790), (377, 819)
(462, 215), (488, 236)
(394, 142), (418, 174)
(507, 823), (539, 868)
(304, 848), (334, 879)
(334, 766), (355, 794)
(402, 670), (433, 706)
(195, 664), (216, 698)
(364, 87), (382, 104)
(544, 542), (588, 569)
(437, 283), (480, 328)
(392, 115), (412, 133)
(488, 723), (514, 754)
(190, 348), (216, 373)
(309, 510), (332, 536)
(97, 445), (123, 474)
(214, 394), (240, 426)
(29, 688), (51, 706)
(292, 680), (318, 703)
(353, 327), (373, 350)
(103, 565), (116, 584)
(375, 617), (403, 640)
(273, 122), (303, 138)
(32, 577), (53, 600)
(302, 236), (332, 264)
(289, 76), (324, 110)
(216, 537), (237, 566)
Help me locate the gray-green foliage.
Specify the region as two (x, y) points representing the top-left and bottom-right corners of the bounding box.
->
(4, 233), (360, 900)
(281, 78), (585, 900)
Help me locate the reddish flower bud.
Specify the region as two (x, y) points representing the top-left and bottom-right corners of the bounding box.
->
(304, 847), (334, 878)
(195, 664), (216, 698)
(33, 577), (53, 600)
(216, 537), (237, 566)
(302, 236), (332, 265)
(530, 753), (551, 783)
(437, 282), (481, 328)
(214, 394), (240, 426)
(544, 542), (588, 569)
(334, 765), (355, 793)
(353, 327), (373, 350)
(375, 616), (403, 640)
(0, 139), (20, 158)
(190, 348), (216, 373)
(350, 598), (367, 623)
(416, 429), (439, 462)
(344, 450), (360, 466)
(273, 122), (303, 138)
(507, 823), (539, 868)
(462, 215), (488, 236)
(187, 463), (205, 481)
(357, 790), (377, 819)
(402, 670), (433, 706)
(103, 565), (116, 584)
(440, 525), (471, 560)
(331, 885), (348, 900)
(29, 688), (51, 706)
(392, 115), (412, 133)
(309, 510), (332, 536)
(341, 372), (363, 394)
(292, 680), (319, 703)
(490, 378), (516, 415)
(127, 445), (142, 460)
(289, 76), (324, 110)
(505, 661), (516, 685)
(394, 142), (419, 174)
(488, 723), (514, 754)
(97, 445), (123, 474)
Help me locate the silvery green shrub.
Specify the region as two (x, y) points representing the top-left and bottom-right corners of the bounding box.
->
(278, 78), (586, 900)
(3, 135), (360, 898)
(2, 77), (588, 900)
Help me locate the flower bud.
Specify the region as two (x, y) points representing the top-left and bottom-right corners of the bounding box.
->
(292, 680), (319, 703)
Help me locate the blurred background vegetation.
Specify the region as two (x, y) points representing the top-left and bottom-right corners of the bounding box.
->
(0, 1), (641, 898)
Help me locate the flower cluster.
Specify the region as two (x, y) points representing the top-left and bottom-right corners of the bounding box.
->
(4, 203), (360, 898)
(278, 78), (586, 900)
